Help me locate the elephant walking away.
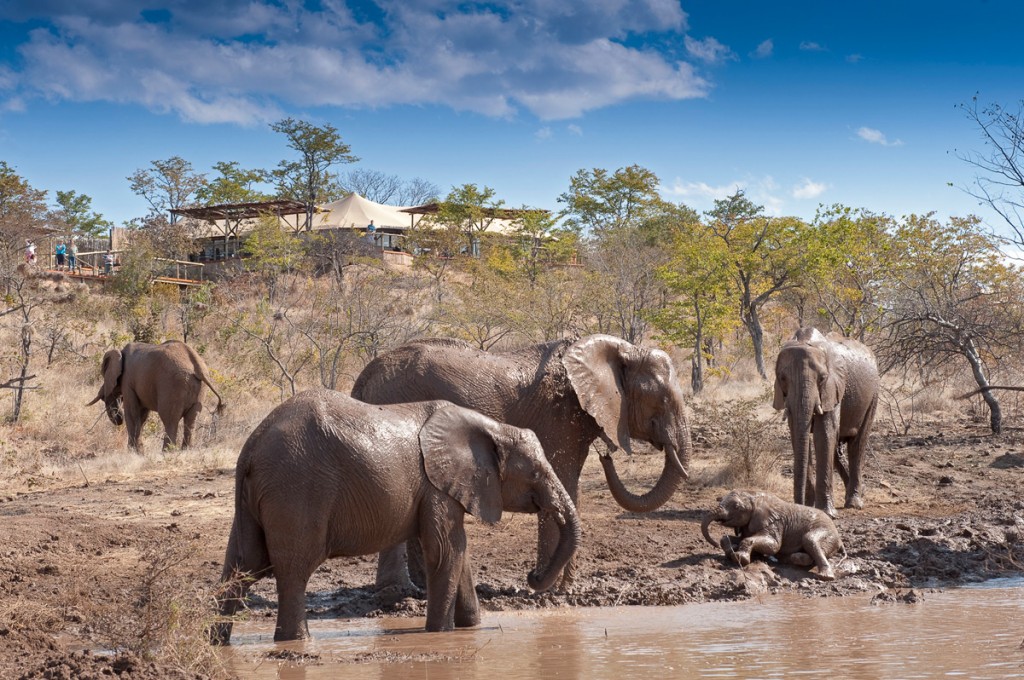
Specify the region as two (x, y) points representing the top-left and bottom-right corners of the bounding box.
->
(211, 390), (579, 643)
(701, 489), (846, 580)
(773, 328), (879, 517)
(87, 340), (225, 451)
(352, 334), (694, 589)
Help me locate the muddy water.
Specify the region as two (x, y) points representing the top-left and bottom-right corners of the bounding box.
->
(224, 579), (1024, 679)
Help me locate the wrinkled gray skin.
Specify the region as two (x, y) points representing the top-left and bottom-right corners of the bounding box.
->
(212, 389), (580, 643)
(701, 489), (846, 580)
(351, 335), (693, 590)
(773, 328), (879, 518)
(87, 340), (225, 451)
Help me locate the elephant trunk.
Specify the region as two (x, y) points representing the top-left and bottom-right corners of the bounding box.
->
(791, 400), (814, 506)
(527, 488), (580, 592)
(600, 436), (690, 514)
(701, 508), (726, 547)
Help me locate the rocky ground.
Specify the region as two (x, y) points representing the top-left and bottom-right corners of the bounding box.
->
(2, 412), (1023, 678)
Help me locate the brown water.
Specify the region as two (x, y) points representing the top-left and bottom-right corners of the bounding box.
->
(224, 579), (1024, 679)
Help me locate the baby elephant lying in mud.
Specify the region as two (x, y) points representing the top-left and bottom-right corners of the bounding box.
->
(701, 490), (846, 580)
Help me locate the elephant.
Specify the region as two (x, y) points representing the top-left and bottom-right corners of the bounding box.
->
(211, 389), (579, 643)
(701, 489), (846, 580)
(87, 340), (225, 451)
(773, 328), (879, 518)
(351, 334), (693, 590)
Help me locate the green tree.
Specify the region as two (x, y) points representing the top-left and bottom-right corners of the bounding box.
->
(127, 156), (208, 221)
(0, 162), (49, 270)
(806, 205), (895, 340)
(557, 165), (663, 236)
(51, 190), (112, 241)
(195, 161), (271, 205)
(270, 117), (359, 230)
(706, 191), (809, 379)
(507, 208), (579, 285)
(428, 184), (506, 256)
(242, 214), (305, 301)
(876, 214), (1024, 434)
(653, 216), (736, 393)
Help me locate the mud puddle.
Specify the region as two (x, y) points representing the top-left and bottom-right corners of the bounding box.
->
(223, 579), (1024, 679)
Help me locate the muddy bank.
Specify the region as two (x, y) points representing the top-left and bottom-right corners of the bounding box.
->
(2, 424), (1023, 677)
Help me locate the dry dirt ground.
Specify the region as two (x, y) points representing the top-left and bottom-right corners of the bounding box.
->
(3, 412), (1024, 678)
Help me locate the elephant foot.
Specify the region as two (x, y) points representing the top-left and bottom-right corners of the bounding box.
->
(376, 583), (425, 604)
(845, 494), (864, 510)
(720, 536), (740, 566)
(814, 565), (837, 581)
(454, 609), (480, 628)
(209, 622), (233, 646)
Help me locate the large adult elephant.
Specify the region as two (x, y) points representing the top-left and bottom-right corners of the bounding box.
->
(212, 390), (579, 642)
(87, 340), (225, 451)
(351, 334), (693, 589)
(772, 328), (879, 517)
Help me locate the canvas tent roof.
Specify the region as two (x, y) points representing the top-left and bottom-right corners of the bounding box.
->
(314, 193), (419, 231)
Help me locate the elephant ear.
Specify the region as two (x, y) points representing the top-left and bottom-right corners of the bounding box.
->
(100, 348), (123, 398)
(563, 335), (632, 454)
(818, 348), (845, 413)
(772, 370), (786, 411)
(420, 405), (504, 525)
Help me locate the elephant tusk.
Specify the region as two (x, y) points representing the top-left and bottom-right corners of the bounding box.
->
(814, 403), (824, 416)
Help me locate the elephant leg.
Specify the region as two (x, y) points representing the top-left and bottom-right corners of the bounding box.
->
(735, 534), (782, 566)
(720, 535), (740, 565)
(420, 510), (467, 632)
(274, 573), (313, 641)
(453, 555), (480, 628)
(812, 414), (839, 518)
(124, 393), (148, 451)
(159, 411), (181, 451)
(781, 551), (814, 567)
(181, 402), (201, 448)
(376, 543), (418, 592)
(844, 397), (877, 510)
(212, 515), (272, 645)
(801, 531), (837, 580)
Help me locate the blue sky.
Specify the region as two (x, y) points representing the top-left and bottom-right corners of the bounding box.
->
(0, 1), (1021, 230)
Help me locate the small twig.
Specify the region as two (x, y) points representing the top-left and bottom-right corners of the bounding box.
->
(77, 462), (90, 487)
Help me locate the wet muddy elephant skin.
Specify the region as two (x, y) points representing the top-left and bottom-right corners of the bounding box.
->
(701, 490), (846, 580)
(773, 328), (879, 517)
(87, 340), (224, 451)
(212, 389), (580, 643)
(351, 335), (693, 589)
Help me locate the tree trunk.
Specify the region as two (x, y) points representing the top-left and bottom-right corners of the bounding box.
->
(964, 340), (1001, 434)
(691, 302), (704, 394)
(743, 302), (767, 379)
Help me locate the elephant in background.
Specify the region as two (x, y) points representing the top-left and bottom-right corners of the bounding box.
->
(87, 340), (224, 451)
(211, 390), (579, 643)
(701, 489), (846, 580)
(352, 334), (693, 589)
(773, 328), (879, 517)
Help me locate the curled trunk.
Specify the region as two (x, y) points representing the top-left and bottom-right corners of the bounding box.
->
(701, 510), (725, 547)
(527, 498), (581, 592)
(599, 439), (689, 514)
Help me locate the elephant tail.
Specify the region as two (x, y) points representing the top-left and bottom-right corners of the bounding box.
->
(199, 371), (225, 415)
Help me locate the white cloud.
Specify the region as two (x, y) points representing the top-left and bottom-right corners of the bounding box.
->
(535, 126), (552, 140)
(846, 53), (863, 64)
(684, 35), (737, 64)
(567, 124), (583, 136)
(792, 178), (828, 200)
(857, 126), (904, 147)
(665, 179), (743, 202)
(752, 39), (773, 59)
(799, 41), (826, 52)
(3, 1), (709, 123)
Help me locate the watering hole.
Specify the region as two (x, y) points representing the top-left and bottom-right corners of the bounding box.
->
(222, 578), (1024, 679)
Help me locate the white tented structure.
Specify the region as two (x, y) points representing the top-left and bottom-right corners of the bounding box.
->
(313, 193), (422, 250)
